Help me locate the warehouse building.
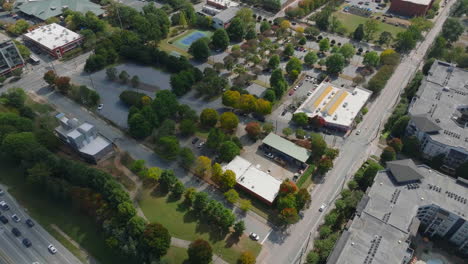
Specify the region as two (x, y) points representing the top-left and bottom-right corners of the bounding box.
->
(0, 41), (25, 76)
(389, 0), (435, 17)
(17, 0), (104, 21)
(294, 82), (372, 132)
(406, 60), (468, 173)
(327, 159), (468, 264)
(262, 133), (311, 168)
(223, 156), (281, 205)
(55, 113), (113, 163)
(23, 23), (83, 58)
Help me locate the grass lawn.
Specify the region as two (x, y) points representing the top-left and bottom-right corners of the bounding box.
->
(297, 165), (315, 189)
(162, 246), (188, 264)
(139, 189), (262, 264)
(333, 12), (405, 41)
(0, 164), (125, 264)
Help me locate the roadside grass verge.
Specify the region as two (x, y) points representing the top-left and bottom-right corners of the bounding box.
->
(139, 188), (262, 264)
(297, 165), (316, 189)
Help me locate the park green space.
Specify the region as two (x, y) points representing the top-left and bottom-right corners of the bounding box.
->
(162, 246), (189, 263)
(139, 189), (262, 264)
(333, 12), (405, 40)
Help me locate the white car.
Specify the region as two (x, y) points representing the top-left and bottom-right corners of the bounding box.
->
(197, 141), (205, 149)
(48, 244), (57, 254)
(11, 214), (20, 223)
(249, 232), (260, 241)
(97, 104), (104, 110)
(356, 129), (361, 135)
(319, 204), (326, 212)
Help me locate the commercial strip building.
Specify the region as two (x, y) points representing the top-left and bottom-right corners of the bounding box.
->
(223, 156), (281, 205)
(406, 60), (468, 172)
(212, 7), (240, 29)
(0, 41), (25, 75)
(389, 0), (435, 17)
(23, 23), (83, 58)
(55, 113), (113, 163)
(206, 0), (238, 10)
(262, 133), (311, 168)
(17, 0), (104, 21)
(327, 159), (468, 264)
(294, 82), (372, 132)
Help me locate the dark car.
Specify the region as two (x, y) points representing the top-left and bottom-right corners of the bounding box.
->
(252, 113), (265, 122)
(12, 227), (21, 237)
(22, 238), (32, 248)
(26, 219), (35, 228)
(0, 215), (8, 224)
(191, 137), (199, 144)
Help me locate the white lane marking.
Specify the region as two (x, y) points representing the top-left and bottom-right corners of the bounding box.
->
(260, 230), (272, 245)
(0, 230), (32, 264)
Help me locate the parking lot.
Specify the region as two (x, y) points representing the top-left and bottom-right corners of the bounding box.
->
(343, 0), (389, 14)
(0, 186), (81, 264)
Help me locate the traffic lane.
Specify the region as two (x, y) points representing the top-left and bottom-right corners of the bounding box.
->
(1, 228), (49, 264)
(0, 189), (81, 264)
(0, 227), (34, 264)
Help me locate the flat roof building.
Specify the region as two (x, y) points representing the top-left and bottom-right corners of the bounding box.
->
(212, 7), (240, 29)
(406, 60), (468, 172)
(55, 113), (113, 163)
(223, 156), (281, 205)
(206, 0), (238, 10)
(389, 0), (435, 17)
(327, 159), (468, 263)
(294, 82), (372, 132)
(23, 23), (83, 58)
(262, 133), (311, 167)
(17, 0), (104, 21)
(0, 41), (25, 76)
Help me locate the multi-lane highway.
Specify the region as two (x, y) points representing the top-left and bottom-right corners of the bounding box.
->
(0, 186), (81, 264)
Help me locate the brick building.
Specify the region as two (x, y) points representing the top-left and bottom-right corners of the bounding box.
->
(389, 0), (435, 17)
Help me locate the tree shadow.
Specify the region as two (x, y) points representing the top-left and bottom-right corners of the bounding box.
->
(150, 186), (167, 198)
(182, 210), (198, 224)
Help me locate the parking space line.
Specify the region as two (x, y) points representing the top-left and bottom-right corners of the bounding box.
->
(261, 230), (273, 245)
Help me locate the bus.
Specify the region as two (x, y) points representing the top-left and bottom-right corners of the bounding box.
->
(29, 55), (40, 65)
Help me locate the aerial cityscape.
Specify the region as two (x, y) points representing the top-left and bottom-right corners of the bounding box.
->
(0, 0), (466, 263)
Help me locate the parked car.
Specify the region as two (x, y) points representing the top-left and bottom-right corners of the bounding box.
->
(97, 104), (104, 110)
(288, 90), (295, 96)
(12, 227), (21, 237)
(22, 238), (32, 248)
(356, 129), (361, 135)
(264, 152), (274, 159)
(191, 137), (199, 144)
(48, 244), (58, 254)
(11, 214), (20, 223)
(197, 141), (205, 149)
(281, 110), (288, 116)
(0, 215), (8, 224)
(249, 232), (260, 241)
(0, 201), (9, 210)
(319, 204), (327, 212)
(26, 219), (35, 227)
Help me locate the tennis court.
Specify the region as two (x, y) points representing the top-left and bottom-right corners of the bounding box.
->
(172, 30), (213, 51)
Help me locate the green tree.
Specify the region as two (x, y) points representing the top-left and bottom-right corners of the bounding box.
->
(402, 136), (420, 156)
(106, 67), (117, 81)
(239, 199), (252, 211)
(140, 223), (171, 261)
(260, 21), (271, 33)
(179, 147), (195, 168)
(339, 43), (355, 60)
(224, 189), (240, 204)
(391, 115), (410, 137)
(441, 18), (464, 42)
(388, 138), (403, 152)
(188, 239), (212, 264)
(268, 55), (280, 69)
(195, 156), (212, 177)
(179, 119), (196, 136)
(128, 113), (151, 139)
(219, 112), (239, 131)
(219, 141), (240, 162)
(326, 53), (345, 75)
(131, 75), (140, 88)
(222, 90), (241, 108)
(277, 194), (297, 211)
(179, 11), (187, 27)
(292, 112), (309, 127)
(270, 69), (288, 97)
(364, 19), (379, 41)
(363, 51), (380, 68)
(43, 70), (57, 86)
(296, 188), (311, 211)
(428, 36), (447, 59)
(317, 157), (333, 175)
(315, 9), (330, 31)
(263, 122), (275, 134)
(211, 28), (230, 51)
(27, 162), (51, 185)
(279, 207), (300, 225)
(310, 133), (327, 160)
(381, 146), (396, 163)
(282, 127), (293, 137)
(119, 70), (130, 83)
(227, 18), (245, 42)
(155, 136), (180, 160)
(286, 57), (302, 77)
(245, 121), (262, 140)
(172, 180), (185, 199)
(159, 169), (177, 192)
(189, 38), (210, 61)
(319, 38), (330, 51)
(353, 24), (365, 41)
(304, 52), (318, 67)
(378, 31), (393, 47)
(200, 108), (219, 127)
(284, 44), (294, 57)
(234, 221), (246, 236)
(206, 128), (225, 150)
(306, 251), (320, 264)
(396, 30), (417, 53)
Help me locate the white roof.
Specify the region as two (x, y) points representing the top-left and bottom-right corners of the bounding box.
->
(78, 122), (93, 132)
(24, 23), (81, 50)
(400, 0), (432, 5)
(224, 156), (281, 203)
(79, 136), (111, 156)
(67, 129), (82, 139)
(295, 82), (371, 128)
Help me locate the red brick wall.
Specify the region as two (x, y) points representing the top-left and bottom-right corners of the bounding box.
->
(389, 0), (434, 17)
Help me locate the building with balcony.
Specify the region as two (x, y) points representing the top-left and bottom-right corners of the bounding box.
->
(327, 159), (468, 264)
(406, 60), (468, 172)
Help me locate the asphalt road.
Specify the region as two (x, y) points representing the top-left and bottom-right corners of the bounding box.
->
(0, 186), (81, 264)
(257, 1), (457, 263)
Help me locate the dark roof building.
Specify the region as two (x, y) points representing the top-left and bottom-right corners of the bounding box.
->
(386, 159), (424, 184)
(389, 0), (435, 17)
(262, 133), (311, 166)
(17, 0), (104, 21)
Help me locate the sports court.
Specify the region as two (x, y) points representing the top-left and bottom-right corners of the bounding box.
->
(172, 30), (213, 51)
